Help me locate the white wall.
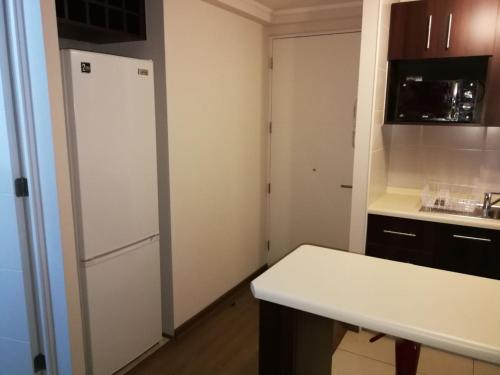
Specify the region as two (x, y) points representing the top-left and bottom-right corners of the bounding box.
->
(165, 0), (268, 327)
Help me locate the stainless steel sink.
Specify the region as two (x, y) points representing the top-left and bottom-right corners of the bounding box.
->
(486, 207), (500, 220)
(421, 205), (500, 220)
(470, 205), (500, 220)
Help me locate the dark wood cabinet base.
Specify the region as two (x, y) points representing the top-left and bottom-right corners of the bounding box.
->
(259, 301), (346, 375)
(259, 300), (422, 375)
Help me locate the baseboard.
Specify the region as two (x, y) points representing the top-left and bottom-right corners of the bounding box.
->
(174, 265), (268, 337)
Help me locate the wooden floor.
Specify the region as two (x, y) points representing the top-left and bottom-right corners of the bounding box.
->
(127, 283), (259, 375)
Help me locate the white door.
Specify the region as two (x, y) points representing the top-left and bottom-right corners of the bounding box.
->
(0, 8), (41, 372)
(269, 33), (361, 264)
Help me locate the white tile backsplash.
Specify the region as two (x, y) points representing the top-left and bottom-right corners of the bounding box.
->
(423, 148), (483, 186)
(388, 146), (425, 188)
(480, 150), (500, 190)
(421, 126), (486, 150)
(391, 125), (422, 147)
(387, 127), (500, 190)
(485, 127), (500, 150)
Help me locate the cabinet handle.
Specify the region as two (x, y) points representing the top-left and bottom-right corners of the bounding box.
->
(446, 13), (453, 49)
(383, 230), (416, 238)
(340, 184), (353, 189)
(453, 234), (491, 243)
(426, 15), (433, 50)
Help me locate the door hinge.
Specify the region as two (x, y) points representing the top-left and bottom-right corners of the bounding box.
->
(15, 177), (29, 197)
(34, 353), (46, 372)
(268, 183), (271, 194)
(269, 121), (272, 134)
(269, 57), (273, 70)
(267, 240), (270, 251)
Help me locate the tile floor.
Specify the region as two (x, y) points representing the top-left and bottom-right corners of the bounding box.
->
(333, 330), (500, 375)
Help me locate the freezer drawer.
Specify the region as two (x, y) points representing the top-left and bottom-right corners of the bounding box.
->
(83, 236), (161, 375)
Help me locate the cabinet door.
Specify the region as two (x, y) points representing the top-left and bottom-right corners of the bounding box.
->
(366, 215), (433, 267)
(367, 215), (426, 250)
(434, 225), (500, 279)
(388, 1), (430, 60)
(388, 0), (499, 60)
(435, 0), (499, 58)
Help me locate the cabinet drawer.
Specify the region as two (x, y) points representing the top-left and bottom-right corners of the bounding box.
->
(434, 224), (500, 279)
(367, 214), (426, 250)
(366, 243), (433, 267)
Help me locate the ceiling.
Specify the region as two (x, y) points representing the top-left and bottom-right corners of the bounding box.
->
(254, 0), (358, 11)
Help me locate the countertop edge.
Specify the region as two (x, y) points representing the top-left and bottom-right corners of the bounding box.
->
(367, 193), (500, 230)
(251, 285), (500, 365)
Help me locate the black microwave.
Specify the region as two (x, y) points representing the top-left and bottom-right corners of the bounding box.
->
(395, 80), (480, 123)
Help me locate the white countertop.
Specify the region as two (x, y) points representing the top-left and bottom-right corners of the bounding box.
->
(368, 188), (500, 230)
(251, 245), (500, 364)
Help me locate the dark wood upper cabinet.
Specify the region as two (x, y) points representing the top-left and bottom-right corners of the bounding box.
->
(389, 0), (499, 60)
(388, 1), (429, 60)
(484, 3), (500, 125)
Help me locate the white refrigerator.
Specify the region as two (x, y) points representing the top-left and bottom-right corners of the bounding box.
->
(60, 50), (162, 375)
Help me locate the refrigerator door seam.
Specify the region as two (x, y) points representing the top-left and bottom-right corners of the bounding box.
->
(81, 234), (159, 265)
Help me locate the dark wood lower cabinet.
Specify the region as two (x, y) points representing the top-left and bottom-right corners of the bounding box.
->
(367, 214), (500, 280)
(434, 225), (500, 278)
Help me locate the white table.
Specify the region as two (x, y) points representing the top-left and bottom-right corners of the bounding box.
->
(251, 245), (500, 375)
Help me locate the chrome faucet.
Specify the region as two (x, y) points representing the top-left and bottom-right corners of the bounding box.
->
(483, 192), (500, 217)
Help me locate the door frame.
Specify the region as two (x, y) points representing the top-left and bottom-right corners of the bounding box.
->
(0, 0), (43, 370)
(266, 29), (361, 264)
(2, 0), (73, 373)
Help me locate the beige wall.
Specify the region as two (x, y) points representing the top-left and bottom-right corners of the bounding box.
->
(267, 16), (362, 36)
(165, 0), (268, 327)
(367, 0), (396, 206)
(39, 1), (86, 373)
(349, 0), (398, 254)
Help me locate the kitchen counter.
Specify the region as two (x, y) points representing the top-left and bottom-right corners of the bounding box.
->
(368, 188), (500, 230)
(251, 244), (500, 365)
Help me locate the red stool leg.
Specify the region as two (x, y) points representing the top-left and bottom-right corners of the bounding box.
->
(395, 339), (421, 375)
